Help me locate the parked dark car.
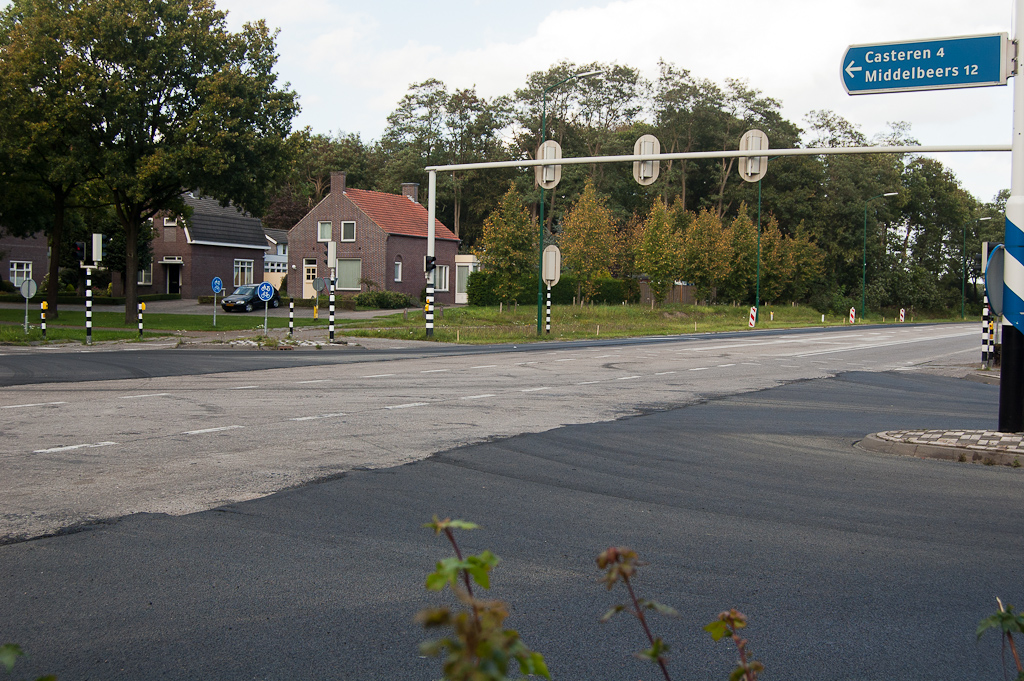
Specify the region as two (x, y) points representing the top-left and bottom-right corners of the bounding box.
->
(221, 284), (280, 312)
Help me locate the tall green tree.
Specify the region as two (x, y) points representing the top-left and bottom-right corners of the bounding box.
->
(636, 200), (680, 304)
(680, 208), (732, 303)
(0, 0), (102, 318)
(67, 0), (298, 322)
(475, 183), (535, 304)
(560, 180), (617, 302)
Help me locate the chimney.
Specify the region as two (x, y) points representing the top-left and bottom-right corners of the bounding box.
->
(331, 171), (347, 195)
(401, 182), (419, 204)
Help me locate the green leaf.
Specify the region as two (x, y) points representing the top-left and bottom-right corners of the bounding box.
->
(446, 520), (480, 531)
(600, 604), (626, 623)
(425, 571), (449, 591)
(704, 620), (730, 641)
(0, 644), (23, 672)
(642, 599), (679, 617)
(519, 651), (551, 679)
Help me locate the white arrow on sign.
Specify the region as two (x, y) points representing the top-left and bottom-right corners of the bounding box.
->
(845, 61), (862, 79)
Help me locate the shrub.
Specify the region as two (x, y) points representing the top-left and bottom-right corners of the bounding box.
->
(355, 290), (419, 309)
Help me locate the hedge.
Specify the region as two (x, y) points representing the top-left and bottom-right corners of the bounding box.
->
(466, 271), (639, 306)
(197, 295), (357, 310)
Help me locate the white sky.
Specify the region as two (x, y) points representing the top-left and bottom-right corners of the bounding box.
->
(218, 0), (1015, 203)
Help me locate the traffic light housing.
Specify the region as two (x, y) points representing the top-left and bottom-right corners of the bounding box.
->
(73, 241), (86, 262)
(425, 255), (436, 273)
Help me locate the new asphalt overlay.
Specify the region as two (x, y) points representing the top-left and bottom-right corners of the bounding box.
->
(1, 370), (1020, 680)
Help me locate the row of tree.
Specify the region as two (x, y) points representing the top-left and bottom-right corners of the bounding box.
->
(269, 63), (1003, 313)
(476, 182), (826, 308)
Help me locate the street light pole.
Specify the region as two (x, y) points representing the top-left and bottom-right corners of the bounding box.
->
(537, 69), (600, 335)
(964, 216), (992, 319)
(862, 191), (897, 321)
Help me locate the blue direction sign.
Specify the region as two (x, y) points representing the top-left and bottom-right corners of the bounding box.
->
(257, 281), (274, 302)
(843, 33), (1009, 94)
(211, 276), (223, 294)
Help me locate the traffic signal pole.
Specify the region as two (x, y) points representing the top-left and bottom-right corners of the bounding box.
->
(999, 0), (1024, 431)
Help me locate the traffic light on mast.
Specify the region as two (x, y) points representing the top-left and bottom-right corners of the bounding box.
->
(73, 241), (86, 263)
(425, 255), (436, 273)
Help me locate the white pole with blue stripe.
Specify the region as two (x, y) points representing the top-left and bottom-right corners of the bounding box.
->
(1000, 0), (1024, 431)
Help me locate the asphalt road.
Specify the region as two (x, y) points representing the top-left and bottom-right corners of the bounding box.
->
(1, 324), (980, 541)
(1, 368), (1019, 681)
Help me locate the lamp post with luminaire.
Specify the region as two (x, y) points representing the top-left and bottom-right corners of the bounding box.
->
(964, 216), (992, 319)
(536, 69), (601, 335)
(862, 191), (898, 321)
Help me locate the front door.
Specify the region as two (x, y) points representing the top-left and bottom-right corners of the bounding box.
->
(455, 263), (477, 304)
(303, 259), (317, 299)
(166, 264), (181, 294)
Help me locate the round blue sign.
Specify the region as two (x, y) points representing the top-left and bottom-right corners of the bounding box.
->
(257, 282), (274, 302)
(211, 277), (223, 294)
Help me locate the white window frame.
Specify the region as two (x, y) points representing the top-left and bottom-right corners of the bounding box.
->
(317, 221), (332, 242)
(394, 259), (402, 282)
(163, 217), (178, 227)
(10, 261), (31, 287)
(137, 263), (153, 286)
(336, 258), (361, 291)
(234, 259), (254, 286)
(341, 221), (356, 242)
(433, 264), (450, 292)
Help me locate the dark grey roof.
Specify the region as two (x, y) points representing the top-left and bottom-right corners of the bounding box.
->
(183, 194), (267, 250)
(264, 228), (288, 245)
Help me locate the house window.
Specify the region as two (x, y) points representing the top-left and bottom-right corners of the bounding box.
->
(394, 258), (402, 282)
(137, 263), (153, 286)
(234, 259), (254, 286)
(317, 221), (332, 242)
(337, 258), (361, 290)
(264, 261), (287, 273)
(341, 221), (356, 242)
(432, 264), (450, 292)
(163, 217), (177, 227)
(10, 261), (31, 286)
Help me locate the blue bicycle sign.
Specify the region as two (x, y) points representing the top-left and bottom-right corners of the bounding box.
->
(257, 281), (274, 302)
(211, 276), (223, 294)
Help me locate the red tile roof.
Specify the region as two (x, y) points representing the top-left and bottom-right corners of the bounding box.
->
(345, 188), (459, 241)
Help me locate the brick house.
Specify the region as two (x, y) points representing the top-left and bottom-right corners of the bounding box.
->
(0, 228), (49, 289)
(287, 172), (460, 303)
(117, 193), (269, 299)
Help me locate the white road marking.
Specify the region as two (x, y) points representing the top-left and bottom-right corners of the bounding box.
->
(718, 364), (735, 367)
(290, 413), (346, 421)
(471, 365), (497, 369)
(297, 379), (330, 384)
(363, 374), (395, 378)
(462, 394), (496, 400)
(617, 375), (640, 380)
(742, 362), (760, 366)
(593, 355), (619, 359)
(555, 358), (576, 362)
(34, 441), (117, 453)
(386, 402), (428, 410)
(789, 330), (974, 357)
(577, 380), (603, 385)
(655, 371), (676, 375)
(690, 367), (708, 371)
(119, 393), (172, 399)
(3, 401), (67, 409)
(421, 369), (448, 373)
(183, 426), (244, 435)
(781, 365), (800, 368)
(228, 386), (258, 390)
(520, 387), (551, 392)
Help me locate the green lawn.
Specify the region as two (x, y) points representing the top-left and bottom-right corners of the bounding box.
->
(336, 303), (963, 344)
(0, 303), (964, 346)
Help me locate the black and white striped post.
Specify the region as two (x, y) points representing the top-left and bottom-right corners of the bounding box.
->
(425, 285), (434, 336)
(289, 300), (294, 338)
(545, 285), (551, 333)
(329, 276), (335, 342)
(85, 269), (93, 346)
(983, 295), (990, 365)
(138, 302), (144, 339)
(40, 301), (46, 340)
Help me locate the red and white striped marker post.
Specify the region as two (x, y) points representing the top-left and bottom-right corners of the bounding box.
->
(748, 307), (756, 328)
(899, 308), (906, 323)
(849, 307), (856, 324)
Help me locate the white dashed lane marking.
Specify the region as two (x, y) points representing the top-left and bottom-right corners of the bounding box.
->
(386, 402), (428, 410)
(462, 394), (497, 400)
(183, 426), (244, 435)
(4, 401), (67, 409)
(119, 393), (171, 399)
(34, 441), (117, 453)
